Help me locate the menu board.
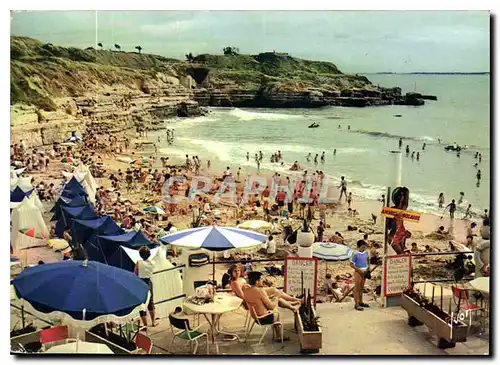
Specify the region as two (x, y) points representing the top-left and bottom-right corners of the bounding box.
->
(284, 257), (318, 303)
(383, 254), (412, 297)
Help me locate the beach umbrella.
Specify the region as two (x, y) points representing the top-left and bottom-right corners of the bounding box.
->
(312, 242), (353, 261)
(45, 341), (113, 354)
(237, 219), (273, 232)
(160, 225), (266, 279)
(143, 206), (165, 215)
(19, 228), (48, 240)
(61, 157), (74, 163)
(11, 260), (150, 327)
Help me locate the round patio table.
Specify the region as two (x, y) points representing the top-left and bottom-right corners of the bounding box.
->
(467, 277), (489, 294)
(44, 341), (113, 354)
(183, 293), (243, 354)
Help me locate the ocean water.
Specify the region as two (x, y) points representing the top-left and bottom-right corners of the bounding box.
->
(155, 74), (490, 217)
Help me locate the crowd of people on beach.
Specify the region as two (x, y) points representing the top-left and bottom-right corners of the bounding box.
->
(11, 115), (491, 319)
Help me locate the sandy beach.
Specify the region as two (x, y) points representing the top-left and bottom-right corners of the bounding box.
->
(11, 125), (481, 302)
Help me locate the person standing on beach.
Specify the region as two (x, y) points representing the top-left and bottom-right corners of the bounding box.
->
(317, 221), (325, 242)
(339, 176), (347, 202)
(464, 204), (473, 219)
(416, 152), (420, 161)
(422, 142), (426, 150)
(476, 169), (482, 184)
(350, 240), (370, 311)
(398, 138), (403, 149)
(314, 154), (319, 165)
(405, 145), (410, 156)
(438, 193), (445, 208)
(134, 246), (158, 329)
(320, 152), (325, 163)
(347, 192), (352, 209)
(411, 151), (415, 160)
(446, 199), (457, 219)
(333, 149), (337, 156)
(246, 152), (249, 161)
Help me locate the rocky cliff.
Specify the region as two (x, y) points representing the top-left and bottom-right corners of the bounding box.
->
(10, 37), (425, 147)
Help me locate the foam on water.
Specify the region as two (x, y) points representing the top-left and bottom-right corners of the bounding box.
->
(219, 108), (302, 121)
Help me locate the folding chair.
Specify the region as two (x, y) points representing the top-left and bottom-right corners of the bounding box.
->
(133, 332), (153, 354)
(452, 286), (486, 334)
(40, 325), (75, 351)
(169, 314), (209, 355)
(244, 306), (283, 345)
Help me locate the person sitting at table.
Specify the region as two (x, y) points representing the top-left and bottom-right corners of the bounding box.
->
(243, 271), (289, 342)
(230, 265), (300, 313)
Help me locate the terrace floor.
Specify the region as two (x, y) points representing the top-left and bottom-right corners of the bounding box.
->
(146, 299), (490, 356)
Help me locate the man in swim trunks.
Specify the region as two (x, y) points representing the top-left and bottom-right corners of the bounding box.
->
(243, 271), (289, 342)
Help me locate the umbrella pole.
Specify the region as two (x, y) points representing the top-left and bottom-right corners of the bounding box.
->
(212, 252), (216, 282)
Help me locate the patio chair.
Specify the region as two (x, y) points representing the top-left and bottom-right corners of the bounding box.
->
(132, 332), (153, 354)
(40, 325), (75, 351)
(452, 286), (486, 333)
(168, 314), (209, 355)
(244, 306), (283, 345)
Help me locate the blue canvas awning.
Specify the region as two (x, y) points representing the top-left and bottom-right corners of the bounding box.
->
(93, 231), (155, 262)
(71, 216), (122, 247)
(55, 205), (97, 237)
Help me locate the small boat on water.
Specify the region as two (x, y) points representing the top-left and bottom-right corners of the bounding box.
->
(444, 145), (463, 152)
(308, 123), (320, 128)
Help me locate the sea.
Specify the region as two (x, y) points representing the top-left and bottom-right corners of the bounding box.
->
(155, 74), (490, 218)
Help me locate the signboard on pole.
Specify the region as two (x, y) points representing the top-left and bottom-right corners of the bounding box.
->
(284, 257), (318, 304)
(381, 207), (422, 223)
(383, 254), (412, 297)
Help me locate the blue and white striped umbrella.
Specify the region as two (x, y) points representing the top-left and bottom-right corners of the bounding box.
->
(159, 225), (266, 251)
(312, 242), (354, 261)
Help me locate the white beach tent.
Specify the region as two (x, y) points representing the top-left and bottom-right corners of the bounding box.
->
(61, 170), (97, 204)
(11, 196), (49, 250)
(10, 191), (45, 213)
(120, 246), (184, 318)
(74, 163), (98, 193)
(10, 177), (33, 192)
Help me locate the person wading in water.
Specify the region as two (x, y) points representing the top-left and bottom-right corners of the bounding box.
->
(339, 176), (347, 202)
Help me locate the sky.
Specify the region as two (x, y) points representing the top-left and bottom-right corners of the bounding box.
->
(10, 10), (490, 73)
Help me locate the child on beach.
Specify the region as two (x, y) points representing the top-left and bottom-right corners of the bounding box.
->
(347, 192), (352, 209)
(350, 240), (370, 311)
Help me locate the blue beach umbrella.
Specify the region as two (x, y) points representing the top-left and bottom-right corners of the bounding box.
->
(312, 242), (354, 261)
(11, 260), (150, 327)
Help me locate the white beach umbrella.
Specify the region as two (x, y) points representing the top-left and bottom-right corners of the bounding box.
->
(237, 220), (273, 232)
(312, 242), (353, 261)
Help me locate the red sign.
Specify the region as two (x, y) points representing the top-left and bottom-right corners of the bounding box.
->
(284, 257), (318, 305)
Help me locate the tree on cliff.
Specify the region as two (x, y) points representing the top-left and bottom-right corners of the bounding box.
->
(135, 46), (142, 54)
(97, 42), (103, 50)
(223, 46), (239, 56)
(114, 44), (121, 52)
(185, 52), (194, 62)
